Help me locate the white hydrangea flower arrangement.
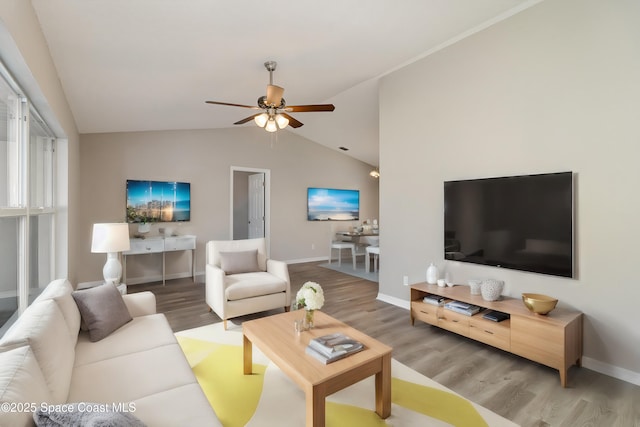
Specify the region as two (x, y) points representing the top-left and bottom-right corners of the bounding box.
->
(296, 281), (324, 310)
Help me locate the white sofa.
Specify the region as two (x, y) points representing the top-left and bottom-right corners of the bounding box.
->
(0, 279), (221, 427)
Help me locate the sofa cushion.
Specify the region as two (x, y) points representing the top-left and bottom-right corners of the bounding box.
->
(0, 344), (53, 427)
(219, 249), (260, 274)
(74, 314), (177, 367)
(132, 383), (221, 427)
(32, 279), (81, 345)
(0, 299), (74, 404)
(33, 402), (146, 427)
(72, 284), (132, 342)
(225, 272), (288, 301)
(69, 344), (196, 404)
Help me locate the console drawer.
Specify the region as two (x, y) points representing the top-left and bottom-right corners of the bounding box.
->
(411, 301), (439, 326)
(437, 309), (470, 336)
(125, 238), (164, 254)
(470, 318), (510, 351)
(164, 236), (196, 251)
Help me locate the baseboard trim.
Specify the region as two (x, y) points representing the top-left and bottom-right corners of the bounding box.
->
(376, 292), (640, 387)
(78, 271), (197, 288)
(376, 292), (410, 310)
(582, 357), (640, 386)
(286, 256), (328, 264)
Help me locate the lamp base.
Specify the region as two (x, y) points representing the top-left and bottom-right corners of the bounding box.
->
(103, 252), (122, 286)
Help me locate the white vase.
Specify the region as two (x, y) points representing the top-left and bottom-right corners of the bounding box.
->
(468, 279), (483, 295)
(481, 279), (504, 301)
(426, 263), (438, 285)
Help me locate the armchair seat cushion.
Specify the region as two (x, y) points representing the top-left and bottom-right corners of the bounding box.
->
(225, 272), (288, 301)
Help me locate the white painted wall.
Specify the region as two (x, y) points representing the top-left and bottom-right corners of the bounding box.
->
(379, 0), (640, 383)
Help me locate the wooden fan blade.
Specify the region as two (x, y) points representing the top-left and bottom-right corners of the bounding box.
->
(285, 104), (335, 112)
(206, 101), (259, 109)
(281, 113), (304, 128)
(266, 85), (284, 106)
(234, 113), (263, 125)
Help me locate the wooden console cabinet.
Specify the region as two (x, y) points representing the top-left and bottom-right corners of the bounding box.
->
(410, 283), (583, 387)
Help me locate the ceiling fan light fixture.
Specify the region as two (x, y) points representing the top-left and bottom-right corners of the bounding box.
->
(254, 113), (269, 128)
(265, 118), (278, 133)
(275, 114), (289, 130)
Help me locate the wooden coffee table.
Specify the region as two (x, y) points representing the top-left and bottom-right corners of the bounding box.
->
(243, 310), (392, 427)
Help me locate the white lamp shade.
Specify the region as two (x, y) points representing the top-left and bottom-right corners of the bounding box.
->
(254, 113), (269, 128)
(91, 223), (131, 253)
(265, 118), (278, 133)
(275, 114), (289, 129)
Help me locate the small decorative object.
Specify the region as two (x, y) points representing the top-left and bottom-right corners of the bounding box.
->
(304, 310), (315, 330)
(481, 279), (504, 301)
(522, 293), (558, 315)
(468, 279), (483, 295)
(426, 263), (438, 285)
(445, 271), (454, 287)
(437, 279), (446, 287)
(296, 281), (325, 330)
(137, 222), (151, 234)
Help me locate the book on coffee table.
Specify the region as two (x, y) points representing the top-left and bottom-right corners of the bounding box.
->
(306, 333), (364, 364)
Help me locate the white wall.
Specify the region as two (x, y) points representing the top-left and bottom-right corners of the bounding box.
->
(78, 127), (379, 284)
(379, 0), (640, 383)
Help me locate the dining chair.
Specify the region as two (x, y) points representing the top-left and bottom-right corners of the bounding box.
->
(329, 232), (357, 269)
(365, 239), (380, 273)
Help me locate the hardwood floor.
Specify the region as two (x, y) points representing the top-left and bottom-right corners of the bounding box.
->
(130, 262), (640, 427)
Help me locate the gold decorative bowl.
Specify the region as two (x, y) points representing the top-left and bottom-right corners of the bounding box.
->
(522, 293), (558, 315)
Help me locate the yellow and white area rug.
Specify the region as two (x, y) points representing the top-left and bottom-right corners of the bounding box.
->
(176, 323), (518, 427)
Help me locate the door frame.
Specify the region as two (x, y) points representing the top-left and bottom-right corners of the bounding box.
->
(230, 166), (271, 254)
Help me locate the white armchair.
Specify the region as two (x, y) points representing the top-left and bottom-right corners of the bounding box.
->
(205, 238), (290, 329)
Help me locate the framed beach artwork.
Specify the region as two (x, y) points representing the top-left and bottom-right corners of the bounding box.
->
(307, 187), (359, 221)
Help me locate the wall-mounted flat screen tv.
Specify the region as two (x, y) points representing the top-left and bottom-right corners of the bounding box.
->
(126, 180), (191, 223)
(307, 188), (359, 221)
(444, 172), (574, 278)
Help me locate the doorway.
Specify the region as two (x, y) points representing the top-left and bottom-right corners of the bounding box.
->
(230, 167), (270, 248)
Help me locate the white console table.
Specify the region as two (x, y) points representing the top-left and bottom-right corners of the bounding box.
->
(123, 235), (196, 285)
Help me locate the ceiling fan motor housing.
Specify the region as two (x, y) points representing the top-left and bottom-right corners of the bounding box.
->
(258, 95), (285, 110)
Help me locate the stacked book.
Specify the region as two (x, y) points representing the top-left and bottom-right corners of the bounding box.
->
(444, 300), (482, 316)
(305, 333), (364, 364)
(483, 310), (510, 322)
(423, 294), (446, 306)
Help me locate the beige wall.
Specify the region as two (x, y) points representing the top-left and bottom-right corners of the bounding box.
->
(379, 0), (640, 383)
(0, 0), (80, 282)
(78, 127), (379, 284)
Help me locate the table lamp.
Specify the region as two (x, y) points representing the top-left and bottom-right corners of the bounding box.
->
(91, 223), (131, 285)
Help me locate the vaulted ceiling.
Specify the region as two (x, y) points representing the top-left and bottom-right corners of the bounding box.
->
(31, 0), (535, 166)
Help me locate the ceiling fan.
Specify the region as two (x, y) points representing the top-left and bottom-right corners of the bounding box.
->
(205, 61), (335, 132)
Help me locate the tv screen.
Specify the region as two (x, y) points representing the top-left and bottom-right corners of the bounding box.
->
(126, 180), (191, 223)
(444, 172), (574, 278)
(307, 188), (360, 221)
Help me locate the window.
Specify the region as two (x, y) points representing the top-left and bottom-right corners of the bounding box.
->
(0, 63), (56, 334)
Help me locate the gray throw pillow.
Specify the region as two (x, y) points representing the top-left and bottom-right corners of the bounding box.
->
(219, 249), (260, 274)
(33, 402), (146, 426)
(72, 283), (132, 342)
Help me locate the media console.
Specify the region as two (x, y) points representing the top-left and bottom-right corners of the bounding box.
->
(410, 283), (583, 387)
